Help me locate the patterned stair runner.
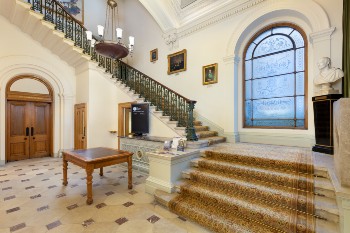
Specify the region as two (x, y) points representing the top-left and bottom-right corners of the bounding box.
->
(169, 143), (316, 233)
(193, 120), (226, 145)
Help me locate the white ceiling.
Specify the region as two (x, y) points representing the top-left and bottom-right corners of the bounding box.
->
(138, 0), (263, 33)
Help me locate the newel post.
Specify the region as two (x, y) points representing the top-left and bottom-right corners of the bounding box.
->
(186, 100), (198, 141)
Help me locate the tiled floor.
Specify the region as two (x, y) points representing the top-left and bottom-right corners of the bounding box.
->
(0, 157), (211, 233)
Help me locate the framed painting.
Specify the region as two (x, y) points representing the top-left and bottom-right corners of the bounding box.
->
(203, 63), (218, 85)
(59, 0), (84, 24)
(167, 49), (187, 75)
(150, 49), (158, 62)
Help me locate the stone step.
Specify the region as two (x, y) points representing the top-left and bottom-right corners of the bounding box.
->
(196, 130), (218, 139)
(315, 176), (336, 199)
(314, 166), (329, 179)
(315, 195), (339, 223)
(155, 189), (340, 233)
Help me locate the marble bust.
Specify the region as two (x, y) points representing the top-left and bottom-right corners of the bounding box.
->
(314, 57), (344, 96)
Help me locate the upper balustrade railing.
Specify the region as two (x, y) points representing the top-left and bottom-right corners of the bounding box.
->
(26, 0), (198, 141)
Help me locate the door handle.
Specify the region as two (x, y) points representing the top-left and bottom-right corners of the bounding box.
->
(26, 127), (29, 136)
(83, 127), (86, 137)
(31, 127), (34, 136)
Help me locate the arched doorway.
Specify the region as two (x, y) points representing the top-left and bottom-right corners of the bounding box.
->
(6, 75), (54, 162)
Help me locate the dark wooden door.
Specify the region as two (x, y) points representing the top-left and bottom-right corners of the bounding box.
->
(7, 101), (30, 161)
(7, 101), (51, 161)
(74, 103), (87, 150)
(30, 102), (50, 158)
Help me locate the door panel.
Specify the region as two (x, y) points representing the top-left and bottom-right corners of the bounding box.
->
(74, 103), (87, 150)
(31, 103), (50, 158)
(7, 101), (51, 161)
(7, 101), (30, 161)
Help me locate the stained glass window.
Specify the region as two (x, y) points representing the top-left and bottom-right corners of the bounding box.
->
(244, 25), (307, 129)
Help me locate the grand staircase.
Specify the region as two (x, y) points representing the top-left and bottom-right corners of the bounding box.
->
(0, 0), (226, 146)
(155, 143), (340, 233)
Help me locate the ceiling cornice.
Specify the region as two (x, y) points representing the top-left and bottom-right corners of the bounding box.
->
(139, 0), (267, 46)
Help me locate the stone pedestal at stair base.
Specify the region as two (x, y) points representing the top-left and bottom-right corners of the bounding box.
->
(145, 149), (200, 194)
(333, 98), (350, 187)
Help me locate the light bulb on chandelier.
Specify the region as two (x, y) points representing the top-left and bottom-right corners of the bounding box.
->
(85, 0), (134, 59)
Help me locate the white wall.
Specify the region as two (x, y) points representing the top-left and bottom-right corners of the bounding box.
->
(75, 62), (178, 150)
(0, 15), (76, 164)
(118, 0), (343, 147)
(10, 78), (49, 94)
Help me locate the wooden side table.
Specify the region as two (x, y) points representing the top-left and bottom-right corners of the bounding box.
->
(62, 147), (133, 204)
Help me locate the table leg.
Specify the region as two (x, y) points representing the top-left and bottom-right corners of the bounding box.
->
(128, 156), (133, 189)
(86, 165), (94, 205)
(62, 159), (68, 186)
(99, 167), (103, 176)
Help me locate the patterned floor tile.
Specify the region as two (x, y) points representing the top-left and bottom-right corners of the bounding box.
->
(147, 215), (160, 224)
(46, 220), (61, 230)
(115, 217), (128, 225)
(9, 223), (26, 232)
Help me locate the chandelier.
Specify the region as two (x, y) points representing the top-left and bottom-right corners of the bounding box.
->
(85, 0), (134, 59)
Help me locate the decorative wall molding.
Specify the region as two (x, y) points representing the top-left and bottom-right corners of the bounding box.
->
(309, 27), (336, 44)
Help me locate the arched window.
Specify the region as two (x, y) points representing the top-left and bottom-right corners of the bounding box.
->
(243, 24), (307, 129)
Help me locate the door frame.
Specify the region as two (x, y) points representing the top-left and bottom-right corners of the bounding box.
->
(74, 103), (87, 150)
(118, 102), (135, 148)
(5, 75), (54, 162)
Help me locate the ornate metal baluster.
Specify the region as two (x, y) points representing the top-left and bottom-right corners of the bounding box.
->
(31, 0), (43, 13)
(44, 0), (54, 23)
(156, 84), (162, 111)
(186, 101), (198, 141)
(56, 6), (64, 32)
(91, 47), (97, 61)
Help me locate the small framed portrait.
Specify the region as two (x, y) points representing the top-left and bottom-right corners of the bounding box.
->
(203, 63), (218, 85)
(167, 49), (187, 75)
(150, 48), (158, 62)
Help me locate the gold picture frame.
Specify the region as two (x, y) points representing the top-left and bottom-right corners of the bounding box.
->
(203, 63), (218, 85)
(58, 0), (84, 24)
(150, 49), (158, 62)
(167, 49), (187, 75)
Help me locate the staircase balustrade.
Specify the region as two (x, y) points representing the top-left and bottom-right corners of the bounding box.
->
(26, 0), (198, 141)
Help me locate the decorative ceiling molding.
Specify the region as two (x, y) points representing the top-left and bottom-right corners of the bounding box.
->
(176, 0), (266, 40)
(140, 0), (267, 42)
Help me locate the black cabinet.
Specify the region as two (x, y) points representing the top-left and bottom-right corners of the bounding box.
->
(312, 94), (342, 154)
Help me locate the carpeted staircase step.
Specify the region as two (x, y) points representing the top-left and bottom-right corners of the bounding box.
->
(194, 125), (209, 131)
(193, 120), (202, 126)
(192, 158), (313, 191)
(196, 130), (218, 139)
(182, 169), (314, 214)
(205, 136), (226, 145)
(179, 182), (315, 233)
(169, 195), (278, 233)
(167, 143), (339, 233)
(155, 190), (340, 233)
(203, 143), (313, 174)
(175, 179), (339, 224)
